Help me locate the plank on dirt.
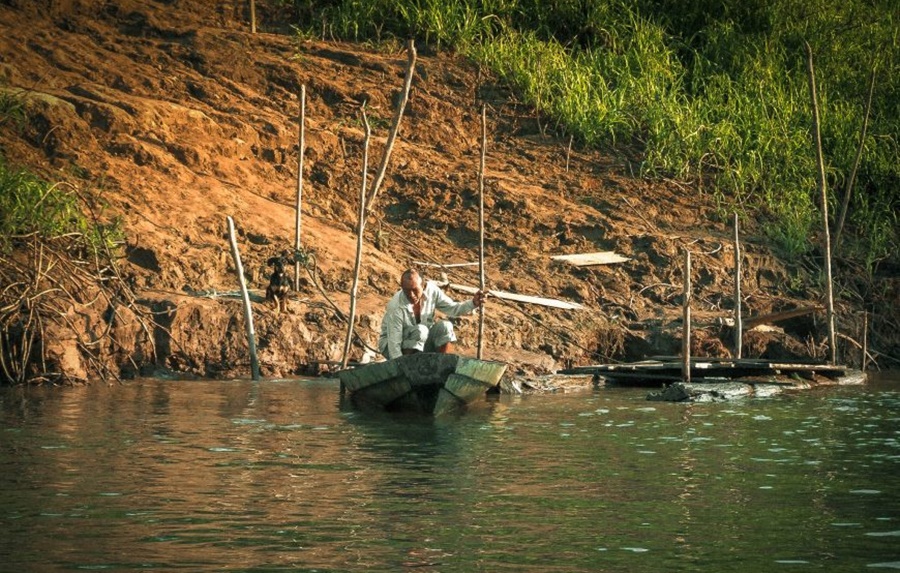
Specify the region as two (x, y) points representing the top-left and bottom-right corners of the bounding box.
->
(550, 251), (631, 266)
(447, 283), (584, 310)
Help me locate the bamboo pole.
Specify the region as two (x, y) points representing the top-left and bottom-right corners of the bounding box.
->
(861, 312), (868, 372)
(294, 84), (306, 291)
(250, 0), (256, 34)
(477, 105), (487, 359)
(363, 39), (416, 218)
(835, 65), (876, 250)
(341, 106), (371, 369)
(733, 213), (742, 359)
(805, 42), (837, 365)
(565, 134), (573, 173)
(226, 216), (260, 380)
(682, 248), (691, 383)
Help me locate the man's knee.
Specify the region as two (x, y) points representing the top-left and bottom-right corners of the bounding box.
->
(429, 320), (457, 348)
(401, 324), (430, 352)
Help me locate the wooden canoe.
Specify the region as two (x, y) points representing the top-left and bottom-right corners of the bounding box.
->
(338, 353), (507, 415)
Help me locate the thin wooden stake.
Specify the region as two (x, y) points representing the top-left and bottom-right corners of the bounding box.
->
(861, 312), (868, 372)
(294, 84), (306, 291)
(682, 249), (692, 383)
(805, 42), (837, 365)
(364, 39), (417, 218)
(226, 216), (260, 381)
(250, 0), (256, 34)
(477, 104), (487, 360)
(835, 64), (876, 250)
(565, 134), (573, 172)
(733, 213), (743, 359)
(341, 105), (371, 369)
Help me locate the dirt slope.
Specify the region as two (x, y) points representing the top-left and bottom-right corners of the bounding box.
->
(0, 0), (879, 381)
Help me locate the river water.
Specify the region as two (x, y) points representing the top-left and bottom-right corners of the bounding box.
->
(1, 373), (898, 572)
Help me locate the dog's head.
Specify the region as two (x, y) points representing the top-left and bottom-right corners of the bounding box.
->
(267, 256), (287, 274)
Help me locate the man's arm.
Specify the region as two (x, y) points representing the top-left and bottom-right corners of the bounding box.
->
(432, 283), (476, 318)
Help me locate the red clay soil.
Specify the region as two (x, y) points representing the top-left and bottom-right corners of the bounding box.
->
(0, 0), (893, 382)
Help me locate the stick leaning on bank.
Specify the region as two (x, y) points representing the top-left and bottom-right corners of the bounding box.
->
(477, 104), (487, 359)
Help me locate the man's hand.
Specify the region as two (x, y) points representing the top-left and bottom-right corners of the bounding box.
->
(473, 290), (486, 307)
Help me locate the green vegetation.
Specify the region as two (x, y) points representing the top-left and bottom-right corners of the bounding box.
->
(0, 88), (121, 257)
(290, 0), (898, 269)
(0, 89), (27, 128)
(0, 160), (122, 256)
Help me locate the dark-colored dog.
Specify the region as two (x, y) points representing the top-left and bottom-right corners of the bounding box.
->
(265, 255), (292, 313)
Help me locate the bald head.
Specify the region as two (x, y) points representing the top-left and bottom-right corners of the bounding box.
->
(400, 269), (423, 304)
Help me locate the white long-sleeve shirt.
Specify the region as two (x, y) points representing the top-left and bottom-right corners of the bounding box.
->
(378, 281), (476, 359)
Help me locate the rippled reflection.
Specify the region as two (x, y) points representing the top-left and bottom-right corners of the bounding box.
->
(1, 374), (898, 572)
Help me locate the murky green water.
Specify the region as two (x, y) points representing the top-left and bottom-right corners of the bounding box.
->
(1, 373), (898, 572)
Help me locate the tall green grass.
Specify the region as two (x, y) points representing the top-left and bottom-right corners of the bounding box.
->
(0, 160), (122, 256)
(292, 0), (899, 267)
(1, 88), (121, 256)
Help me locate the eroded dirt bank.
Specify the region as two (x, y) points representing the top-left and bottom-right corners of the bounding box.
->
(0, 0), (896, 383)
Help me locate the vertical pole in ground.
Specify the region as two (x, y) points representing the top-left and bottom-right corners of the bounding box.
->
(682, 248), (692, 383)
(250, 0), (256, 34)
(477, 105), (487, 360)
(341, 106), (371, 369)
(861, 312), (868, 372)
(294, 84), (306, 291)
(226, 216), (260, 381)
(733, 213), (743, 359)
(805, 42), (837, 365)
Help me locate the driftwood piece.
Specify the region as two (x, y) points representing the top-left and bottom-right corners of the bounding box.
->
(447, 283), (583, 310)
(550, 251), (630, 266)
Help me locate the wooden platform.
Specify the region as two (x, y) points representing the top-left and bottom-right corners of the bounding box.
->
(558, 356), (850, 386)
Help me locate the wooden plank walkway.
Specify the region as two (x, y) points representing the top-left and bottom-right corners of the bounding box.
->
(558, 357), (849, 386)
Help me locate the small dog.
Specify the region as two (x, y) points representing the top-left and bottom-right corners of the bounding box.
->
(265, 255), (292, 313)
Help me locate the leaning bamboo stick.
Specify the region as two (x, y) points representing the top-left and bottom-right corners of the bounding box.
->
(733, 213), (742, 359)
(477, 104), (487, 359)
(682, 248), (692, 383)
(341, 106), (371, 369)
(861, 312), (868, 372)
(805, 42), (837, 365)
(364, 39), (417, 218)
(294, 84), (306, 291)
(226, 216), (260, 380)
(835, 65), (876, 250)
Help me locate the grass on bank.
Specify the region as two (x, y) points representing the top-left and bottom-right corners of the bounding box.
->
(0, 160), (122, 257)
(0, 86), (122, 256)
(288, 0), (898, 272)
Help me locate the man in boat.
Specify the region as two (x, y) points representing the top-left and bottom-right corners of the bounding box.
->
(378, 268), (484, 360)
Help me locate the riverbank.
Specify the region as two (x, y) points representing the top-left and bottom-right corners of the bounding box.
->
(1, 1), (897, 385)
